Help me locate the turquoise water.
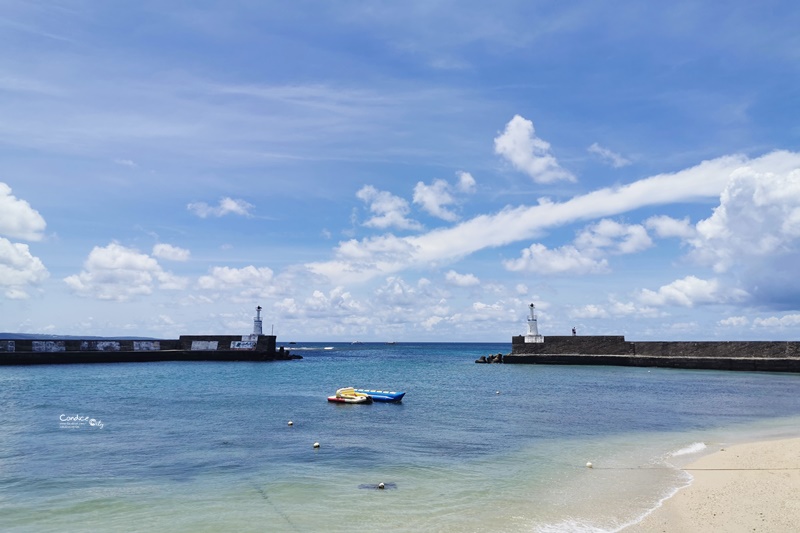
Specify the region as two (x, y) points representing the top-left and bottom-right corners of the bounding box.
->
(2, 342), (800, 532)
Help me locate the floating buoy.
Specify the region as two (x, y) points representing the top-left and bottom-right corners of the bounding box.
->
(496, 391), (500, 394)
(586, 462), (593, 469)
(288, 420), (293, 426)
(313, 442), (320, 448)
(378, 482), (385, 490)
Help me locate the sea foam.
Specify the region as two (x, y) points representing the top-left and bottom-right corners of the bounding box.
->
(670, 441), (707, 457)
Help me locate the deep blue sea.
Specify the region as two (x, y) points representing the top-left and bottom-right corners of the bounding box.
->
(2, 342), (800, 532)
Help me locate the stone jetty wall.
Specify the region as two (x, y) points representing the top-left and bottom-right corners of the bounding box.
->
(0, 334), (295, 365)
(506, 335), (800, 372)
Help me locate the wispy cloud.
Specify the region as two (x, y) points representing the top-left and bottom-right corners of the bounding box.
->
(588, 142), (631, 168)
(187, 197), (254, 218)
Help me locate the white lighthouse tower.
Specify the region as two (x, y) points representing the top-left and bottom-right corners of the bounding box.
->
(524, 303), (544, 343)
(253, 305), (263, 336)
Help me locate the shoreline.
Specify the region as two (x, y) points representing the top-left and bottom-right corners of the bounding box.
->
(624, 436), (800, 532)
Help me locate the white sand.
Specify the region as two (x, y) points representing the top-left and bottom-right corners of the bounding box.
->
(626, 437), (800, 532)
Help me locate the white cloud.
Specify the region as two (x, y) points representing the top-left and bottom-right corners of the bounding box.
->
(645, 215), (695, 239)
(718, 316), (749, 327)
(152, 243), (190, 261)
(445, 270), (480, 287)
(493, 115), (575, 183)
(689, 164), (800, 272)
(413, 171), (476, 222)
(308, 151), (800, 285)
(506, 219), (649, 275)
(575, 219), (653, 255)
(638, 275), (748, 307)
(198, 265), (274, 291)
(356, 185), (422, 230)
(504, 243), (608, 274)
(588, 142), (631, 168)
(0, 237), (49, 299)
(0, 183), (47, 241)
(64, 242), (187, 301)
(413, 179), (458, 221)
(752, 314), (800, 328)
(570, 299), (660, 319)
(456, 171), (476, 193)
(187, 197), (254, 218)
(570, 304), (609, 319)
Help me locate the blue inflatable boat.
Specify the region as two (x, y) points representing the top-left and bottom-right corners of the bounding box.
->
(354, 389), (406, 402)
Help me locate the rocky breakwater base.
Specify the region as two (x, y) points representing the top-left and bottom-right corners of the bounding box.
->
(0, 335), (302, 366)
(475, 353), (504, 364)
(489, 336), (800, 373)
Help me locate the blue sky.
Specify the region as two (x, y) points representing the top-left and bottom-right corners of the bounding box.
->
(2, 1), (800, 341)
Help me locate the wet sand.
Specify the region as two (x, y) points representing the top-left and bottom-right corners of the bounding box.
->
(627, 437), (800, 532)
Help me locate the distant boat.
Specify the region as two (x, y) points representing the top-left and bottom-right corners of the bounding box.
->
(354, 389), (405, 402)
(385, 341), (396, 345)
(323, 346), (334, 350)
(351, 341), (363, 345)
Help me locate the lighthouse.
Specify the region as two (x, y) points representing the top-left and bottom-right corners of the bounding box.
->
(253, 305), (263, 336)
(524, 303), (544, 343)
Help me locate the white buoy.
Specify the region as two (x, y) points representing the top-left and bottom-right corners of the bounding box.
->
(313, 442), (320, 448)
(378, 482), (385, 490)
(288, 420), (293, 426)
(586, 462), (593, 469)
(496, 391), (500, 394)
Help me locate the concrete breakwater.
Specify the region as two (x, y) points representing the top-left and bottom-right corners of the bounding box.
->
(503, 335), (800, 372)
(0, 335), (300, 365)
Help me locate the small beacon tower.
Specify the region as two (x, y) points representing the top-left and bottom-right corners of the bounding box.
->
(524, 303), (544, 343)
(253, 305), (263, 336)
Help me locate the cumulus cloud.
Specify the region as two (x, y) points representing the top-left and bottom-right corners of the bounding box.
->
(571, 299), (661, 319)
(493, 115), (575, 183)
(307, 151), (799, 285)
(504, 243), (608, 275)
(0, 237), (49, 299)
(413, 179), (457, 221)
(413, 171), (476, 222)
(506, 219), (650, 274)
(445, 270), (480, 287)
(672, 160), (800, 309)
(645, 215), (695, 239)
(187, 197), (254, 218)
(719, 316), (749, 327)
(638, 276), (748, 307)
(64, 242), (187, 301)
(152, 243), (190, 261)
(356, 185), (422, 230)
(753, 314), (800, 328)
(575, 219), (653, 255)
(588, 143), (631, 168)
(689, 164), (800, 273)
(456, 171), (476, 193)
(0, 183), (46, 241)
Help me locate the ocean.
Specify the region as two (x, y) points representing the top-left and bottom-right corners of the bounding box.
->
(2, 342), (800, 532)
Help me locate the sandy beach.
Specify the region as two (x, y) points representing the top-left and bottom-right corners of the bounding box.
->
(627, 437), (800, 532)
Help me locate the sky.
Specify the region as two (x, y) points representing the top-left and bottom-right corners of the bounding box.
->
(2, 1), (800, 342)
